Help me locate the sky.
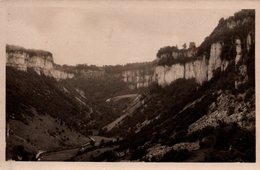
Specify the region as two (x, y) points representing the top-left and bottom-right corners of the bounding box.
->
(6, 2), (240, 66)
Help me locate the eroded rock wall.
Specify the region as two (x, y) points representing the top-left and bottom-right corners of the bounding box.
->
(122, 69), (154, 89)
(154, 42), (223, 87)
(6, 46), (74, 80)
(153, 36), (253, 87)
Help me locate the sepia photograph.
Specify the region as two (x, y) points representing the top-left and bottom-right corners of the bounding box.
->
(3, 0), (257, 166)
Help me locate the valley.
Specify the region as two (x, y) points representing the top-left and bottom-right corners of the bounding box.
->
(6, 9), (255, 162)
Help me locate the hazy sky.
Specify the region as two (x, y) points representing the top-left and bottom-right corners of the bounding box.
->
(6, 2), (239, 66)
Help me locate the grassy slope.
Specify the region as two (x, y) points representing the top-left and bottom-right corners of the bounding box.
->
(6, 67), (93, 160)
(6, 107), (90, 160)
(6, 67), (92, 133)
(6, 66), (131, 160)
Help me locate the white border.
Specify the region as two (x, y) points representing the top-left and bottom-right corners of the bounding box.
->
(0, 0), (259, 170)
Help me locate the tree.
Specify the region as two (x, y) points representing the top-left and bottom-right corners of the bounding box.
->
(182, 43), (187, 49)
(218, 17), (225, 26)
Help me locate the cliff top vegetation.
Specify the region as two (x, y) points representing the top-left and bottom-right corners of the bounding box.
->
(156, 9), (255, 66)
(197, 9), (255, 58)
(6, 44), (53, 57)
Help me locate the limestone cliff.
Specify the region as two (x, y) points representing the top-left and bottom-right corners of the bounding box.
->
(122, 69), (154, 89)
(154, 41), (229, 86)
(154, 56), (208, 86)
(154, 9), (254, 87)
(6, 45), (153, 88)
(122, 11), (254, 88)
(6, 45), (74, 80)
(6, 10), (254, 88)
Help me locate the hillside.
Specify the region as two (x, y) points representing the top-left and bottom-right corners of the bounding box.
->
(99, 9), (255, 162)
(6, 67), (93, 160)
(6, 9), (255, 162)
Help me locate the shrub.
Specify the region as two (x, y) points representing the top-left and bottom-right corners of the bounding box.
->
(156, 55), (197, 66)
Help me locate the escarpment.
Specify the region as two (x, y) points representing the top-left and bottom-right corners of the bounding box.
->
(6, 45), (154, 88)
(6, 10), (254, 89)
(6, 9), (255, 162)
(121, 13), (255, 88)
(6, 45), (74, 80)
(122, 69), (155, 89)
(154, 9), (254, 87)
(154, 41), (229, 86)
(154, 57), (208, 86)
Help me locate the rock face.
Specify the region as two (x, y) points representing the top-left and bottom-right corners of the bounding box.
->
(155, 63), (185, 86)
(235, 33), (254, 90)
(142, 142), (200, 161)
(49, 69), (74, 80)
(122, 69), (154, 89)
(6, 11), (254, 87)
(154, 33), (253, 87)
(6, 45), (74, 80)
(188, 90), (255, 134)
(235, 38), (242, 65)
(207, 42), (223, 80)
(155, 43), (225, 87)
(153, 10), (254, 87)
(123, 32), (253, 88)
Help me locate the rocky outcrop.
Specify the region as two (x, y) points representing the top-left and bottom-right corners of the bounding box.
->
(6, 45), (74, 80)
(143, 144), (173, 161)
(49, 69), (74, 80)
(235, 33), (254, 90)
(143, 142), (200, 161)
(235, 38), (242, 65)
(6, 45), (154, 87)
(122, 69), (154, 89)
(6, 10), (254, 87)
(154, 10), (254, 87)
(188, 90), (255, 134)
(154, 42), (220, 86)
(154, 35), (252, 87)
(207, 42), (223, 80)
(154, 63), (184, 86)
